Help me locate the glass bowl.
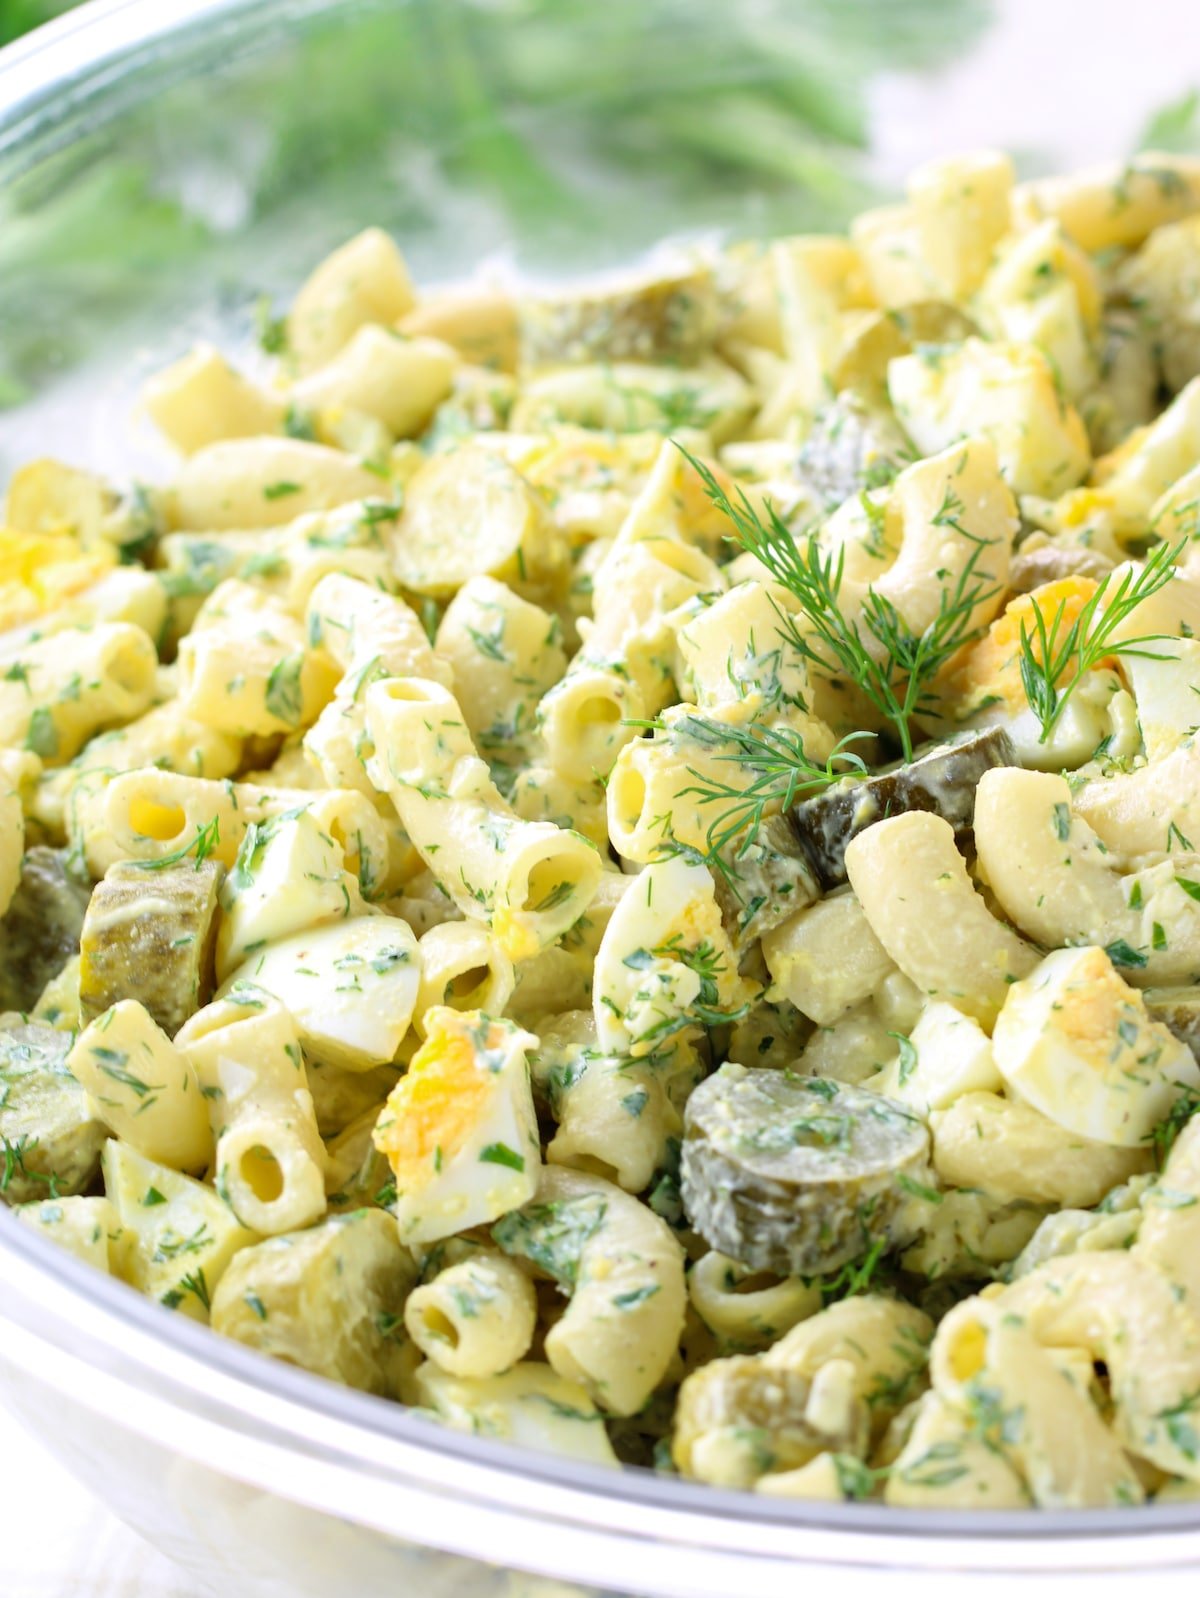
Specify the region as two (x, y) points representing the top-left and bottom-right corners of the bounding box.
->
(2, 2), (1200, 1591)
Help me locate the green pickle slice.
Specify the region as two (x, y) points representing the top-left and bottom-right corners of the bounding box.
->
(0, 1019), (107, 1203)
(789, 727), (1016, 891)
(1145, 988), (1200, 1063)
(0, 848), (91, 1013)
(79, 858), (223, 1037)
(681, 1064), (929, 1276)
(711, 814), (820, 949)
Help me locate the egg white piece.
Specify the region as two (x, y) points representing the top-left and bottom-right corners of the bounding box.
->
(216, 807), (365, 977)
(591, 854), (748, 1056)
(992, 945), (1200, 1147)
(413, 1361), (618, 1466)
(374, 1007), (539, 1244)
(869, 1000), (1004, 1116)
(220, 915), (420, 1070)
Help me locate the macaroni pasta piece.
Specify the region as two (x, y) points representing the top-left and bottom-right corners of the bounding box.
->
(176, 992), (327, 1236)
(13, 149), (1200, 1504)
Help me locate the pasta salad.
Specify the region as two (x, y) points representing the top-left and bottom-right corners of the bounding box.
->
(6, 147), (1200, 1509)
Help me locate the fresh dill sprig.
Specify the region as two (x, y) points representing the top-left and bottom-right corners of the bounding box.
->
(681, 447), (999, 760)
(1017, 539), (1185, 742)
(806, 1237), (889, 1304)
(1150, 1083), (1200, 1168)
(669, 712), (870, 874)
(129, 815), (221, 873)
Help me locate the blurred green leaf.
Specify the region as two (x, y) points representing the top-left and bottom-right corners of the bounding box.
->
(0, 0), (79, 48)
(0, 0), (993, 413)
(1137, 88), (1200, 154)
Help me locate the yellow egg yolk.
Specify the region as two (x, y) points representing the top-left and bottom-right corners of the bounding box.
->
(0, 529), (114, 632)
(374, 1027), (492, 1182)
(945, 575), (1105, 713)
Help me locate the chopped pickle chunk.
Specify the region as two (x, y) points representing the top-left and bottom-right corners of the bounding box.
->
(789, 727), (1016, 890)
(79, 858), (222, 1036)
(0, 1018), (106, 1204)
(681, 1064), (929, 1275)
(0, 847), (90, 1013)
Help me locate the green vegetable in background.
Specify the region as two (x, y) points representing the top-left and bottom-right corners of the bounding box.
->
(0, 0), (78, 47)
(1138, 88), (1200, 154)
(0, 0), (991, 413)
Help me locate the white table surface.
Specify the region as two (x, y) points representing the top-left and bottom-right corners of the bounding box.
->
(0, 1428), (202, 1598)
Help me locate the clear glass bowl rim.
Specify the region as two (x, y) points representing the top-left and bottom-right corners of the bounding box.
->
(1, 0), (1199, 1574)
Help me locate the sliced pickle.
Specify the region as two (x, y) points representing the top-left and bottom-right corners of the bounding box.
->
(1145, 988), (1200, 1063)
(673, 1351), (867, 1486)
(795, 392), (915, 510)
(79, 858), (222, 1036)
(1008, 540), (1114, 594)
(789, 727), (1016, 890)
(519, 265), (717, 366)
(0, 848), (90, 1013)
(0, 1018), (106, 1203)
(711, 814), (821, 949)
(680, 1064), (929, 1275)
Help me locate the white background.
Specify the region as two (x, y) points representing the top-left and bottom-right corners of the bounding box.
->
(0, 1430), (199, 1598)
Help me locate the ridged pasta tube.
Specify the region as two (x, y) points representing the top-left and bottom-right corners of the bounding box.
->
(687, 1251), (820, 1354)
(364, 677), (601, 961)
(177, 580), (339, 738)
(169, 438), (381, 530)
(886, 1389), (1029, 1508)
(304, 572), (450, 796)
(36, 699), (242, 839)
(75, 768), (390, 892)
(538, 536), (724, 783)
(176, 992), (326, 1236)
(290, 326), (457, 438)
(142, 342), (284, 454)
(931, 1296), (1144, 1506)
(286, 226), (416, 372)
(0, 623), (157, 763)
(1003, 1251), (1200, 1480)
(404, 1246), (537, 1378)
(931, 1091), (1150, 1207)
(434, 576), (565, 770)
(1072, 742), (1200, 861)
(492, 1165), (686, 1416)
(412, 921), (515, 1038)
(975, 765), (1200, 984)
(546, 1048), (680, 1195)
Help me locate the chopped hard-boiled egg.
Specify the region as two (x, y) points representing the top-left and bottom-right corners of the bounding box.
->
(591, 854), (754, 1056)
(888, 337), (1091, 497)
(219, 914), (421, 1070)
(373, 1007), (539, 1245)
(216, 807), (368, 978)
(1123, 637), (1200, 759)
(941, 577), (1138, 768)
(868, 1000), (1003, 1116)
(0, 529), (116, 633)
(412, 1361), (618, 1466)
(992, 945), (1200, 1147)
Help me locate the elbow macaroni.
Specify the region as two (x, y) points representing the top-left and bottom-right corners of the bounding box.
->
(13, 154), (1200, 1501)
